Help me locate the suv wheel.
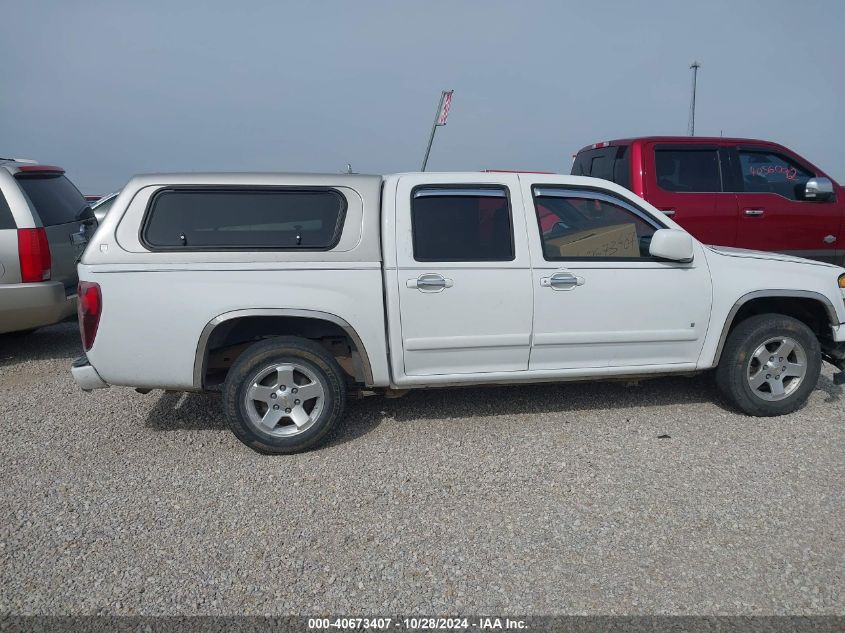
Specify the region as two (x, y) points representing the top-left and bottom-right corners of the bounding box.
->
(222, 337), (346, 454)
(716, 314), (821, 416)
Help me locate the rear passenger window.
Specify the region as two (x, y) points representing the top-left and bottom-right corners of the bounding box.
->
(0, 190), (14, 230)
(15, 174), (90, 226)
(142, 188), (347, 250)
(411, 186), (514, 261)
(655, 149), (721, 192)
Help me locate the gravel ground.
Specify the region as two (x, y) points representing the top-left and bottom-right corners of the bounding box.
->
(1, 321), (843, 616)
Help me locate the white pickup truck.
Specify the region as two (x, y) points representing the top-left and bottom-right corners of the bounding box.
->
(71, 171), (845, 453)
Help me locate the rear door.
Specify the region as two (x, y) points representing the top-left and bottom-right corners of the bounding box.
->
(393, 173), (533, 376)
(725, 144), (842, 263)
(15, 172), (94, 291)
(642, 143), (736, 246)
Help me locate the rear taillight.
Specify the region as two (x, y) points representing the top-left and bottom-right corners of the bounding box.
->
(77, 281), (102, 351)
(17, 228), (51, 282)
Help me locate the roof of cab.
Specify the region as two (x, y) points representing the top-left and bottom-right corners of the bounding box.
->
(126, 172), (384, 188)
(122, 171), (568, 189)
(577, 136), (788, 153)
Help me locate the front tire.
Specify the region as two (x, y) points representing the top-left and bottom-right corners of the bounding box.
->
(222, 336), (347, 454)
(716, 314), (821, 416)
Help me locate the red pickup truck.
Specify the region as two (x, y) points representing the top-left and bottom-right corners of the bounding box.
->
(571, 137), (844, 266)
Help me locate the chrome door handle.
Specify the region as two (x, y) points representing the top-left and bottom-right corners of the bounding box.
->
(744, 208), (765, 216)
(406, 273), (453, 292)
(660, 208), (676, 217)
(541, 272), (585, 291)
(823, 235), (837, 244)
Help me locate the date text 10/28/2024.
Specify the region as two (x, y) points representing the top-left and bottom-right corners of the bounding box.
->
(308, 617), (528, 630)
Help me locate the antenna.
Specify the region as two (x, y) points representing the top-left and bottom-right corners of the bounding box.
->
(688, 61), (701, 136)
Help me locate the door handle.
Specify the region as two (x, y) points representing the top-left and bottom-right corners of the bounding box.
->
(660, 208), (676, 217)
(406, 273), (453, 292)
(541, 272), (585, 291)
(744, 208), (765, 217)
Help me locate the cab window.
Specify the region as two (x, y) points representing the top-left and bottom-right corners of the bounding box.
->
(571, 145), (631, 189)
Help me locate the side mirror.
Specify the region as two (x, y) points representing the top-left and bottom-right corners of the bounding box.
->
(649, 229), (694, 263)
(804, 177), (835, 201)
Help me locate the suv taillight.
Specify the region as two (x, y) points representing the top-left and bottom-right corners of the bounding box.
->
(78, 281), (102, 351)
(17, 228), (51, 282)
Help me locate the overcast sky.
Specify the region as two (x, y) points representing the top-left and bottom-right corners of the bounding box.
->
(2, 0), (843, 193)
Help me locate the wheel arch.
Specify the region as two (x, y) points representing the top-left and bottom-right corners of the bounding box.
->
(712, 290), (839, 366)
(193, 308), (375, 389)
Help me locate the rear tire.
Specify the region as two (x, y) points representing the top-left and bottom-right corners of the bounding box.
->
(715, 314), (821, 416)
(222, 336), (346, 454)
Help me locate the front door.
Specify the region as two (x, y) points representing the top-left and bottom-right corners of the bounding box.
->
(394, 174), (533, 377)
(727, 145), (842, 263)
(522, 177), (713, 370)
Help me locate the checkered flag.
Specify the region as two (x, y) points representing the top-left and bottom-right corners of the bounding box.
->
(436, 90), (454, 126)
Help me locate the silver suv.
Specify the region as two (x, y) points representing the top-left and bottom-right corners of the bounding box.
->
(0, 159), (95, 334)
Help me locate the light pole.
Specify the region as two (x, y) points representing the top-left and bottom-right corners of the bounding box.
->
(688, 61), (701, 136)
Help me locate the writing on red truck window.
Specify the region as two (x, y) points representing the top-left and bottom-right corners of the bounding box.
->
(749, 164), (798, 181)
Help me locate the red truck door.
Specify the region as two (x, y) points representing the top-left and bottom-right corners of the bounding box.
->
(725, 144), (842, 263)
(642, 143), (738, 246)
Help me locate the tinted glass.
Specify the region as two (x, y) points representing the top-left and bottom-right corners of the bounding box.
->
(654, 149), (721, 192)
(16, 174), (90, 226)
(0, 189), (14, 229)
(738, 151), (813, 200)
(534, 189), (657, 260)
(411, 187), (514, 261)
(571, 146), (631, 189)
(143, 189), (346, 250)
(611, 146), (631, 189)
(589, 154), (612, 180)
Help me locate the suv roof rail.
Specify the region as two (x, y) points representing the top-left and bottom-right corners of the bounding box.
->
(0, 157), (39, 164)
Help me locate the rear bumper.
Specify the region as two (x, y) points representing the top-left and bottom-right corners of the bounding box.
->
(0, 281), (76, 334)
(71, 355), (109, 391)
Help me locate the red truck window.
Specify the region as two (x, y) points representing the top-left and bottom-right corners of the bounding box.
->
(654, 149), (721, 192)
(571, 146), (631, 189)
(738, 151), (813, 200)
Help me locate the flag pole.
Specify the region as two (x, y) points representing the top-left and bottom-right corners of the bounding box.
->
(421, 91), (447, 172)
